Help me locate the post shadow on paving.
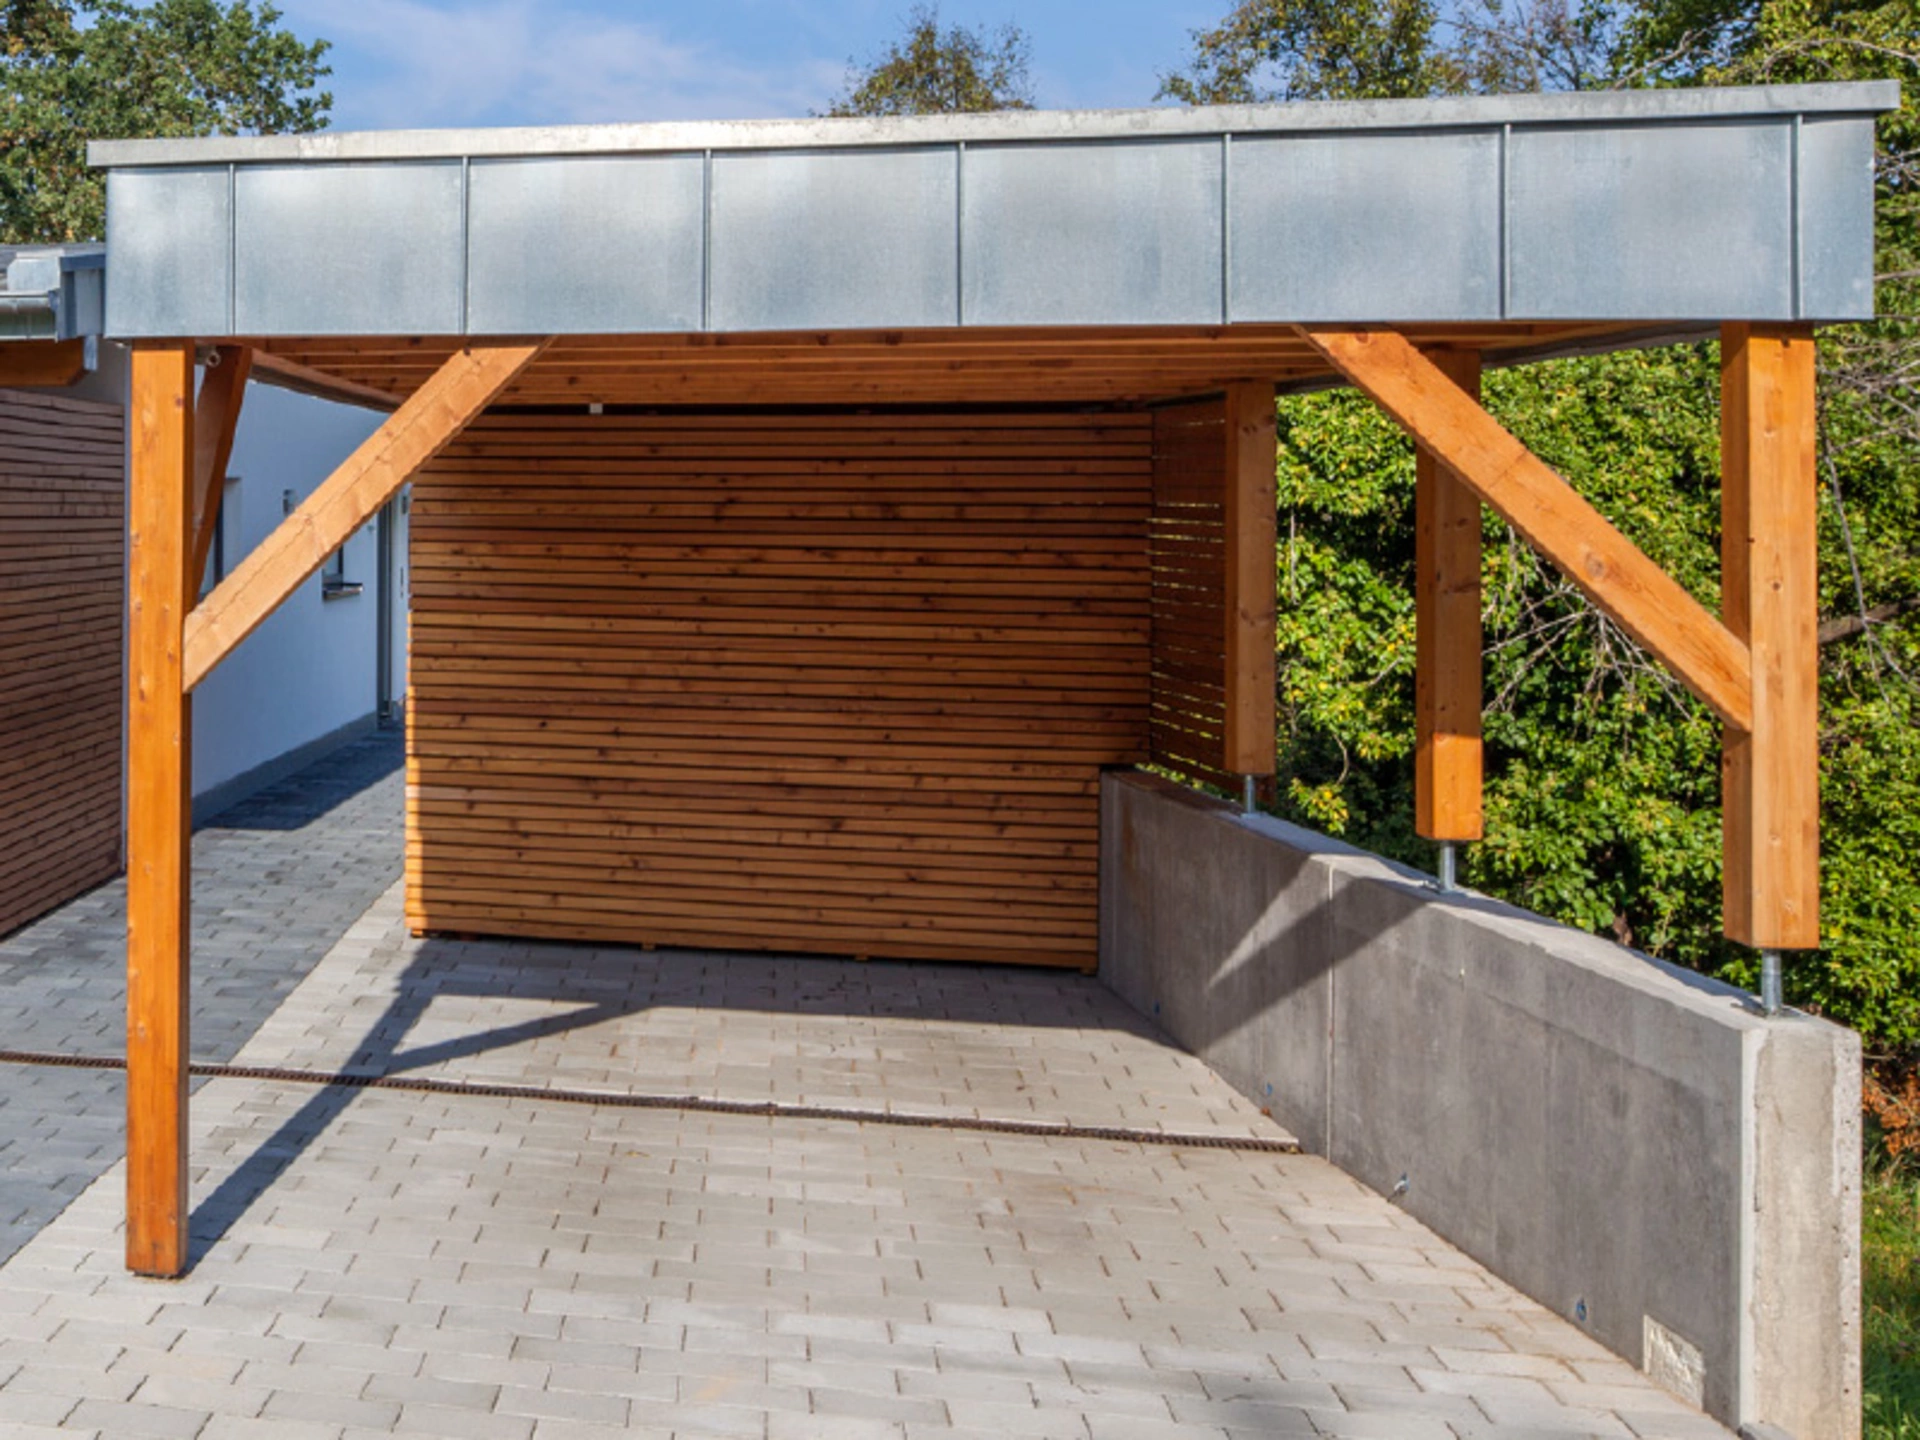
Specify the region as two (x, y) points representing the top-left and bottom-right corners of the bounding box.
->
(0, 729), (404, 1266)
(184, 920), (1200, 1266)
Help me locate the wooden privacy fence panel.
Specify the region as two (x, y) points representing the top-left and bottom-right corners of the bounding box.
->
(407, 409), (1153, 968)
(1149, 399), (1233, 792)
(0, 388), (124, 936)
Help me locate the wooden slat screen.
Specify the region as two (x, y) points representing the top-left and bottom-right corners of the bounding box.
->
(1148, 399), (1232, 792)
(406, 409), (1153, 968)
(0, 388), (124, 936)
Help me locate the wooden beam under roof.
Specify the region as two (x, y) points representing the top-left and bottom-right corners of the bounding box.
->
(248, 346), (400, 413)
(246, 321), (1671, 411)
(0, 338), (88, 388)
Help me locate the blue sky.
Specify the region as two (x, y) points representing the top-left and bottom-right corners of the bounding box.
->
(269, 1), (1230, 132)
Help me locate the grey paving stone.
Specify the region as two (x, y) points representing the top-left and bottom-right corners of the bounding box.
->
(197, 1416), (342, 1440)
(260, 1386), (403, 1430)
(495, 1384), (631, 1427)
(0, 1389), (81, 1428)
(62, 1398), (214, 1438)
(0, 731), (404, 1265)
(0, 724), (1737, 1440)
(395, 1402), (534, 1440)
(530, 1420), (666, 1440)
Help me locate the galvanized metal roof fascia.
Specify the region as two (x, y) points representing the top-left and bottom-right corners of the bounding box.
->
(95, 82), (1896, 339)
(86, 82), (1898, 166)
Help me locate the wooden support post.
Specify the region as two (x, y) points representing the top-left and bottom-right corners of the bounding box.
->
(127, 341), (195, 1277)
(1415, 351), (1484, 841)
(1721, 324), (1820, 949)
(1222, 381), (1277, 777)
(190, 345), (253, 589)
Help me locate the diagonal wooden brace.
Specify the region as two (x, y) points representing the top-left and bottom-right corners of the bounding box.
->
(182, 339), (549, 692)
(189, 345), (253, 589)
(1299, 326), (1754, 733)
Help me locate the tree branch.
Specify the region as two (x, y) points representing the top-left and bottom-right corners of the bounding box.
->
(1820, 595), (1920, 646)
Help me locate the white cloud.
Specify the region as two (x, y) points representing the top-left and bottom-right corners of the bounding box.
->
(278, 0), (846, 130)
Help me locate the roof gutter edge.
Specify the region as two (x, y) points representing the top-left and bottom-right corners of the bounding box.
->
(0, 294), (59, 342)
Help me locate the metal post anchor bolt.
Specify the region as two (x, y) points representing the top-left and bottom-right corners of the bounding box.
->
(1760, 949), (1784, 1017)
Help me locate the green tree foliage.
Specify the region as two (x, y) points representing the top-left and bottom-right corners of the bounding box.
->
(1448, 0), (1637, 90)
(1157, 0), (1458, 102)
(824, 4), (1031, 117)
(1764, 3), (1920, 1051)
(1273, 350), (1735, 966)
(1, 0), (330, 243)
(1176, 0), (1920, 1053)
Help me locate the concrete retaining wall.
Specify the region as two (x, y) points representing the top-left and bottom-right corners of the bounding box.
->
(1101, 770), (1861, 1440)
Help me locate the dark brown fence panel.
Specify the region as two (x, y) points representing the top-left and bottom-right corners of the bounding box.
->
(0, 388), (124, 936)
(407, 409), (1152, 968)
(1148, 399), (1232, 792)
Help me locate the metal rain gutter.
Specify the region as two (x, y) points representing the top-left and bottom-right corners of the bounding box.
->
(0, 247), (107, 348)
(0, 292), (58, 341)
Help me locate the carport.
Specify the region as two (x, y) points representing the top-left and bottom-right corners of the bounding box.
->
(84, 77), (1889, 1326)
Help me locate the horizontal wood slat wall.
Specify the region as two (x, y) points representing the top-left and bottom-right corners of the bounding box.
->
(1149, 399), (1233, 792)
(0, 388), (124, 937)
(407, 409), (1153, 967)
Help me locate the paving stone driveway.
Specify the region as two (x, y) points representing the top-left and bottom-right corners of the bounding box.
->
(0, 734), (1735, 1439)
(234, 884), (1278, 1140)
(0, 731), (405, 1265)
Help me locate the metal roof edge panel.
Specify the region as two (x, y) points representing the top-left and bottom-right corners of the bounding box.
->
(89, 81), (1900, 168)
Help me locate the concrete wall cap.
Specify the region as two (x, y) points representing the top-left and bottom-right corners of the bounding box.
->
(1122, 770), (1796, 1034)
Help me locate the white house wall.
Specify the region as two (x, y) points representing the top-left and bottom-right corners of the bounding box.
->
(62, 346), (394, 820)
(189, 381), (392, 803)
